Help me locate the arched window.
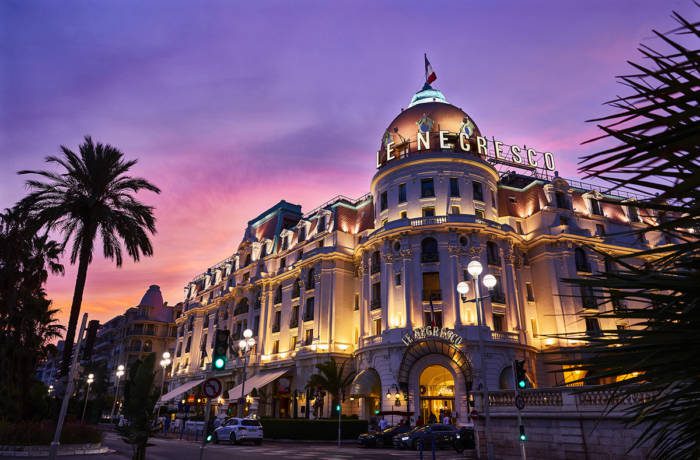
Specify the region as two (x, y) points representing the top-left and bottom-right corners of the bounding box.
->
(307, 268), (316, 289)
(499, 366), (514, 390)
(370, 251), (381, 274)
(292, 279), (301, 298)
(486, 241), (500, 266)
(575, 247), (590, 272)
(421, 237), (439, 263)
(143, 340), (152, 353)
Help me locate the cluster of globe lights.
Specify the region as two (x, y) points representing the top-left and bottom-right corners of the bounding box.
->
(456, 260), (497, 297)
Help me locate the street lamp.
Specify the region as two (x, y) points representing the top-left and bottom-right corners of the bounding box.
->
(110, 364), (125, 421)
(237, 329), (256, 417)
(81, 373), (94, 424)
(459, 259), (498, 460)
(48, 384), (54, 396)
(156, 352), (172, 420)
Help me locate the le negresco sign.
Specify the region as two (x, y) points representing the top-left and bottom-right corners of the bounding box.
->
(402, 326), (463, 347)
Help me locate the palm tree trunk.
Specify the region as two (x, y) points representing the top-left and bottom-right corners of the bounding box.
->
(61, 226), (95, 376)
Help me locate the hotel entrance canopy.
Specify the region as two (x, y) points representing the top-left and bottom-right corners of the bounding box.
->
(228, 369), (287, 400)
(158, 378), (205, 404)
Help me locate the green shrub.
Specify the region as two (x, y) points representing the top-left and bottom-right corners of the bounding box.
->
(0, 420), (102, 445)
(260, 418), (368, 440)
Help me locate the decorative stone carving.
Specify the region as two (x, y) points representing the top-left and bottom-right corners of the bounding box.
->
(399, 248), (413, 260)
(469, 246), (483, 257)
(383, 253), (396, 264)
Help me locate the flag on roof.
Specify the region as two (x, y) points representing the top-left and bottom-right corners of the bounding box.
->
(424, 54), (437, 85)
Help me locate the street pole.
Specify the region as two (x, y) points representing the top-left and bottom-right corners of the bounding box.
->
(337, 392), (342, 448)
(81, 380), (91, 423)
(110, 374), (120, 420)
(238, 352), (249, 418)
(474, 276), (494, 460)
(199, 392), (212, 460)
(49, 313), (88, 460)
(514, 360), (527, 460)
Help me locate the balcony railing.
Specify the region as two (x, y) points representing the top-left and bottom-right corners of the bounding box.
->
(422, 290), (442, 302)
(491, 331), (519, 343)
(576, 262), (592, 273)
(421, 252), (439, 263)
(370, 299), (382, 310)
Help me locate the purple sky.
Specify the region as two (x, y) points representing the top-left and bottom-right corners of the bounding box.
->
(1, 0), (692, 326)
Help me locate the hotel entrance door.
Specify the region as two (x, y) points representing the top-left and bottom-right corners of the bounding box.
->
(419, 365), (455, 423)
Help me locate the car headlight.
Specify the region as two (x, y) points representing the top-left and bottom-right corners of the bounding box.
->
(401, 436), (410, 441)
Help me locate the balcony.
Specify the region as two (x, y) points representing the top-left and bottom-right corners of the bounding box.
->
(576, 262), (592, 273)
(370, 299), (382, 310)
(491, 331), (519, 343)
(289, 318), (299, 328)
(422, 290), (442, 302)
(421, 252), (439, 263)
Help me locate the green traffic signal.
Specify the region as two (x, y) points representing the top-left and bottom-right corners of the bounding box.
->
(212, 329), (230, 370)
(206, 434), (213, 442)
(214, 357), (226, 370)
(519, 425), (527, 442)
(336, 404), (341, 411)
(374, 409), (379, 415)
(518, 380), (526, 389)
(515, 360), (527, 389)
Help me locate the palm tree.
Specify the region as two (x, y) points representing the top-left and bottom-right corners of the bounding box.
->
(553, 11), (700, 459)
(306, 357), (356, 417)
(17, 136), (161, 375)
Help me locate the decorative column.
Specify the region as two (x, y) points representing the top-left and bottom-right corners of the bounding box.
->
(447, 242), (462, 327)
(400, 247), (414, 329)
(503, 243), (524, 342)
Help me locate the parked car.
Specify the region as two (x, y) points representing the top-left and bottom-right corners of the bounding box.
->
(358, 425), (412, 447)
(454, 426), (476, 453)
(212, 417), (263, 445)
(393, 424), (458, 450)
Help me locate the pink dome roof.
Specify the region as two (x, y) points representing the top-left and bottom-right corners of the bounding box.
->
(139, 285), (164, 309)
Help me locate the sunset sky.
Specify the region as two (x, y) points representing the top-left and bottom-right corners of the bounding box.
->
(1, 0), (691, 327)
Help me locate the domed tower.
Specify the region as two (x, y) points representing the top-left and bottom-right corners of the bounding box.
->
(372, 84), (499, 227)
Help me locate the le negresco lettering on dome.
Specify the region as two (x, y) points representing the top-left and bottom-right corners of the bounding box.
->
(402, 326), (463, 347)
(378, 129), (557, 172)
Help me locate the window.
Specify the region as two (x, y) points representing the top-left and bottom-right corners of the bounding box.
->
(370, 251), (381, 274)
(575, 248), (590, 272)
(272, 311), (281, 333)
(627, 205), (640, 223)
(253, 315), (260, 336)
(473, 182), (484, 201)
(272, 340), (279, 354)
(395, 272), (402, 286)
(526, 283), (535, 301)
(491, 190), (496, 208)
(185, 336), (192, 353)
(290, 305), (299, 328)
(380, 191), (388, 212)
(298, 226), (306, 242)
(371, 282), (381, 310)
(449, 178), (460, 197)
(281, 236), (288, 250)
(234, 298), (249, 315)
(491, 274), (506, 303)
(530, 318), (539, 338)
(421, 178), (435, 198)
(143, 340), (153, 353)
(280, 258), (286, 270)
(374, 318), (382, 336)
(451, 206), (460, 215)
(421, 237), (439, 263)
(400, 211), (407, 219)
(422, 272), (441, 301)
(423, 310), (443, 327)
(422, 207), (435, 217)
(354, 294), (359, 311)
(487, 241), (500, 266)
(555, 191), (570, 210)
(560, 215), (569, 226)
(596, 224), (605, 236)
(581, 285), (596, 309)
(317, 216), (326, 232)
(289, 336), (297, 351)
(492, 314), (505, 332)
(304, 329), (314, 346)
(176, 342), (182, 357)
(274, 285), (283, 304)
(590, 199), (602, 216)
(585, 317), (602, 337)
(475, 209), (485, 220)
(398, 183), (407, 203)
(307, 267), (316, 289)
(304, 297), (315, 321)
(516, 221), (524, 234)
(199, 334), (207, 352)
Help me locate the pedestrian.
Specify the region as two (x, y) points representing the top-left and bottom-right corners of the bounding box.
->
(428, 412), (437, 424)
(442, 413), (450, 425)
(416, 415), (424, 427)
(379, 416), (389, 431)
(163, 414), (171, 434)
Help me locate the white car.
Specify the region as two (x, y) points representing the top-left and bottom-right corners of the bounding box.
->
(213, 417), (263, 445)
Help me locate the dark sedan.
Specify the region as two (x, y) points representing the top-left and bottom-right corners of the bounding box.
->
(393, 424), (458, 450)
(358, 425), (412, 447)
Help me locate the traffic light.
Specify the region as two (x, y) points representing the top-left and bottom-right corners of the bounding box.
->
(519, 424), (527, 442)
(336, 404), (341, 412)
(374, 409), (380, 415)
(515, 360), (527, 389)
(213, 329), (230, 370)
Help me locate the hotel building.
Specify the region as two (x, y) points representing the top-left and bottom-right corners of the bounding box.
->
(165, 80), (661, 444)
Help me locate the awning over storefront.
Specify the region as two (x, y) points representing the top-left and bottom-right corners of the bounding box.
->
(158, 378), (205, 404)
(228, 369), (288, 400)
(350, 368), (381, 397)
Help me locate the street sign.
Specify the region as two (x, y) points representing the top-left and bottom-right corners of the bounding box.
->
(202, 378), (223, 399)
(515, 395), (526, 410)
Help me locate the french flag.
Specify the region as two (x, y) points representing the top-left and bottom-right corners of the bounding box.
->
(424, 54), (437, 85)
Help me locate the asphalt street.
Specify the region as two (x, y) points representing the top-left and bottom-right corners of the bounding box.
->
(17, 432), (475, 460)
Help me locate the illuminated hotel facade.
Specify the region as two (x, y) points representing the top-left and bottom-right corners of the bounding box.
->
(165, 81), (660, 433)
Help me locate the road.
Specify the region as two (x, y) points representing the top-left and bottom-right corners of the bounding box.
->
(18, 432), (474, 460)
